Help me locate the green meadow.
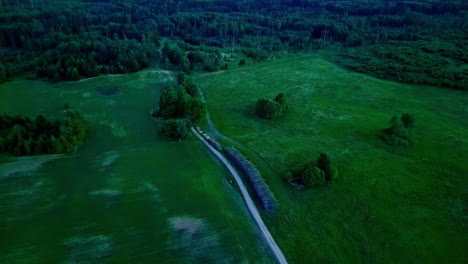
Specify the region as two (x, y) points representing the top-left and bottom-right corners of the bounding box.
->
(196, 52), (468, 264)
(0, 71), (273, 264)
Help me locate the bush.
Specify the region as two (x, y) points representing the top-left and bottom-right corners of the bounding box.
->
(189, 98), (207, 122)
(256, 93), (289, 119)
(177, 73), (198, 96)
(274, 93), (289, 113)
(161, 119), (191, 140)
(286, 153), (337, 189)
(382, 114), (414, 146)
(256, 99), (280, 119)
(317, 153), (338, 181)
(300, 165), (326, 188)
(401, 113), (415, 129)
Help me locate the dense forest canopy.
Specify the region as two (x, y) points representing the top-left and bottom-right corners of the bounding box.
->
(0, 0), (467, 88)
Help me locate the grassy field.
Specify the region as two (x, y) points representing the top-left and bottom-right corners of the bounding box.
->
(0, 70), (274, 264)
(195, 53), (468, 264)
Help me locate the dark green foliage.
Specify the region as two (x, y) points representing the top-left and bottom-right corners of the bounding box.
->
(35, 38), (152, 82)
(242, 49), (268, 61)
(161, 119), (191, 140)
(158, 84), (179, 119)
(344, 45), (468, 90)
(256, 99), (280, 119)
(274, 93), (289, 113)
(2, 0), (465, 84)
(286, 153), (337, 188)
(300, 165), (326, 188)
(177, 73), (198, 97)
(256, 93), (289, 119)
(317, 153), (338, 181)
(189, 98), (207, 122)
(382, 114), (415, 146)
(401, 113), (415, 129)
(224, 147), (277, 212)
(239, 59), (246, 66)
(157, 76), (206, 122)
(0, 109), (86, 156)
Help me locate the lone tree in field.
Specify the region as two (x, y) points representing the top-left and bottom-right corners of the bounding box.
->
(256, 93), (289, 119)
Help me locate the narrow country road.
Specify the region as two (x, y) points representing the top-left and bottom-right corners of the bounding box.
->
(191, 127), (288, 264)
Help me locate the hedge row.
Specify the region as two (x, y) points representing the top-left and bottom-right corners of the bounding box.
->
(224, 147), (277, 212)
(207, 138), (223, 152)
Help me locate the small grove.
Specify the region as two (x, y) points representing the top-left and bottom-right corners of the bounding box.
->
(156, 73), (207, 140)
(284, 153), (339, 189)
(256, 93), (289, 119)
(381, 113), (416, 146)
(0, 108), (87, 156)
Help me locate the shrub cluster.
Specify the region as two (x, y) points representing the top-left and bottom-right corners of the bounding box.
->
(156, 74), (207, 140)
(284, 153), (338, 189)
(382, 113), (415, 146)
(0, 109), (87, 156)
(224, 147), (277, 212)
(157, 74), (206, 122)
(161, 119), (191, 140)
(256, 93), (289, 119)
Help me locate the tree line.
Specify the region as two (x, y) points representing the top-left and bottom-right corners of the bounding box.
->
(1, 0), (466, 87)
(0, 108), (87, 156)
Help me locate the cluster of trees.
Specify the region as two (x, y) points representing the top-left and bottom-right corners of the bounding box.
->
(284, 153), (338, 189)
(161, 42), (225, 73)
(157, 73), (206, 122)
(36, 37), (153, 82)
(381, 113), (415, 146)
(256, 93), (289, 119)
(224, 147), (277, 212)
(1, 1), (466, 85)
(161, 119), (191, 141)
(0, 109), (87, 156)
(156, 73), (206, 140)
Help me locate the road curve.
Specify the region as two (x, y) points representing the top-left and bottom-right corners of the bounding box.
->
(191, 127), (288, 264)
